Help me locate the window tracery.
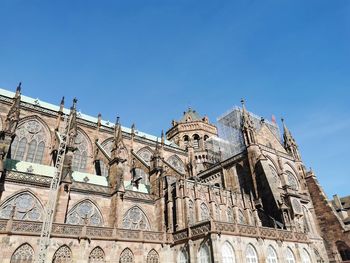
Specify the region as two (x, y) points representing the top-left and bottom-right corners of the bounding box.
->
(66, 200), (103, 226)
(72, 130), (90, 172)
(10, 243), (34, 263)
(146, 249), (159, 263)
(227, 207), (234, 222)
(188, 200), (195, 225)
(286, 171), (298, 190)
(199, 243), (211, 263)
(222, 242), (235, 263)
(88, 247), (105, 263)
(0, 192), (43, 221)
(269, 165), (281, 186)
(137, 148), (153, 166)
(246, 244), (258, 263)
(119, 248), (134, 263)
(200, 203), (210, 221)
(301, 249), (311, 263)
(167, 155), (185, 173)
(238, 209), (246, 224)
(285, 248), (295, 263)
(178, 249), (188, 263)
(122, 206), (150, 230)
(266, 246), (278, 263)
(11, 119), (48, 164)
(52, 245), (72, 263)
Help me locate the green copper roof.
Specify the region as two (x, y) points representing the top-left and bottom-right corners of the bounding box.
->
(180, 107), (202, 122)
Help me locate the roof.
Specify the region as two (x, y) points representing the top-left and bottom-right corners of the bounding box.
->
(180, 107), (202, 122)
(0, 88), (179, 148)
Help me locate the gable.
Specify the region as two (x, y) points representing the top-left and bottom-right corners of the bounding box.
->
(256, 125), (286, 153)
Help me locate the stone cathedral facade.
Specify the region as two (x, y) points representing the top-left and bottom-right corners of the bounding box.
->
(0, 84), (346, 263)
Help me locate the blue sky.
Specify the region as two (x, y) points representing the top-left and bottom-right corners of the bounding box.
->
(1, 0), (349, 198)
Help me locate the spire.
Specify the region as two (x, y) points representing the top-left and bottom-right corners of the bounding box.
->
(15, 82), (21, 97)
(240, 99), (256, 145)
(59, 96), (65, 112)
(281, 118), (300, 160)
(67, 98), (78, 148)
(3, 83), (22, 135)
(114, 116), (122, 146)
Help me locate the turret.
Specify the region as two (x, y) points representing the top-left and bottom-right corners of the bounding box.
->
(281, 118), (301, 161)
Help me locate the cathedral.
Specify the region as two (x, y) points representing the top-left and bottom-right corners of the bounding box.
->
(0, 83), (348, 263)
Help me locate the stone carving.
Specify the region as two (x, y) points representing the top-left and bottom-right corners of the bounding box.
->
(146, 249), (159, 263)
(66, 200), (103, 226)
(0, 192), (43, 221)
(88, 247), (105, 263)
(119, 248), (134, 263)
(200, 203), (210, 221)
(52, 245), (73, 263)
(10, 243), (34, 263)
(122, 206), (150, 231)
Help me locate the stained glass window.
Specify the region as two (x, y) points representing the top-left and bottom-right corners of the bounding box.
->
(0, 192), (43, 221)
(10, 243), (34, 263)
(66, 200), (103, 226)
(269, 165), (281, 186)
(200, 203), (210, 221)
(246, 244), (258, 263)
(11, 119), (47, 164)
(227, 207), (234, 222)
(52, 245), (72, 263)
(88, 247), (105, 263)
(137, 148), (153, 166)
(199, 243), (211, 263)
(122, 206), (150, 230)
(266, 246), (278, 263)
(120, 248), (134, 263)
(301, 249), (311, 263)
(222, 242), (235, 263)
(238, 210), (246, 225)
(286, 171), (298, 190)
(167, 155), (185, 173)
(72, 131), (90, 172)
(146, 249), (159, 263)
(286, 248), (295, 263)
(178, 249), (188, 263)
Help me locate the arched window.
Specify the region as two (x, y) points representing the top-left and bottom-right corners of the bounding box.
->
(167, 155), (185, 173)
(52, 245), (72, 263)
(146, 249), (159, 263)
(193, 134), (200, 149)
(199, 243), (211, 263)
(66, 200), (103, 226)
(269, 165), (281, 186)
(227, 207), (234, 222)
(0, 191), (43, 221)
(11, 119), (48, 164)
(188, 200), (195, 225)
(301, 249), (311, 263)
(134, 168), (148, 185)
(246, 244), (258, 263)
(88, 247), (105, 263)
(183, 135), (189, 147)
(122, 206), (150, 230)
(72, 130), (90, 172)
(200, 203), (210, 221)
(137, 147), (153, 166)
(266, 246), (278, 263)
(285, 248), (296, 263)
(286, 171), (298, 190)
(10, 243), (34, 263)
(222, 242), (235, 263)
(120, 248), (134, 263)
(178, 249), (188, 263)
(238, 209), (246, 224)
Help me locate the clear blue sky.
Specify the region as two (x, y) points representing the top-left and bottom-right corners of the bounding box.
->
(1, 0), (349, 198)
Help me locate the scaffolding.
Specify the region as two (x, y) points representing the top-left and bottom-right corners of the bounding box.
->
(206, 106), (281, 162)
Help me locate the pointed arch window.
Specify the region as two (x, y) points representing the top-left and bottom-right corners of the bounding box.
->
(301, 249), (311, 263)
(146, 249), (159, 263)
(286, 171), (298, 190)
(266, 246), (278, 263)
(285, 248), (295, 263)
(137, 148), (153, 166)
(52, 245), (72, 263)
(246, 244), (258, 263)
(238, 209), (246, 224)
(0, 191), (43, 221)
(269, 165), (281, 187)
(167, 155), (185, 173)
(72, 131), (90, 172)
(88, 247), (105, 263)
(178, 248), (189, 263)
(10, 243), (34, 263)
(66, 200), (103, 226)
(227, 207), (234, 222)
(122, 206), (150, 230)
(215, 204), (221, 221)
(11, 119), (47, 164)
(200, 203), (210, 221)
(222, 242), (235, 263)
(199, 243), (211, 263)
(120, 248), (134, 263)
